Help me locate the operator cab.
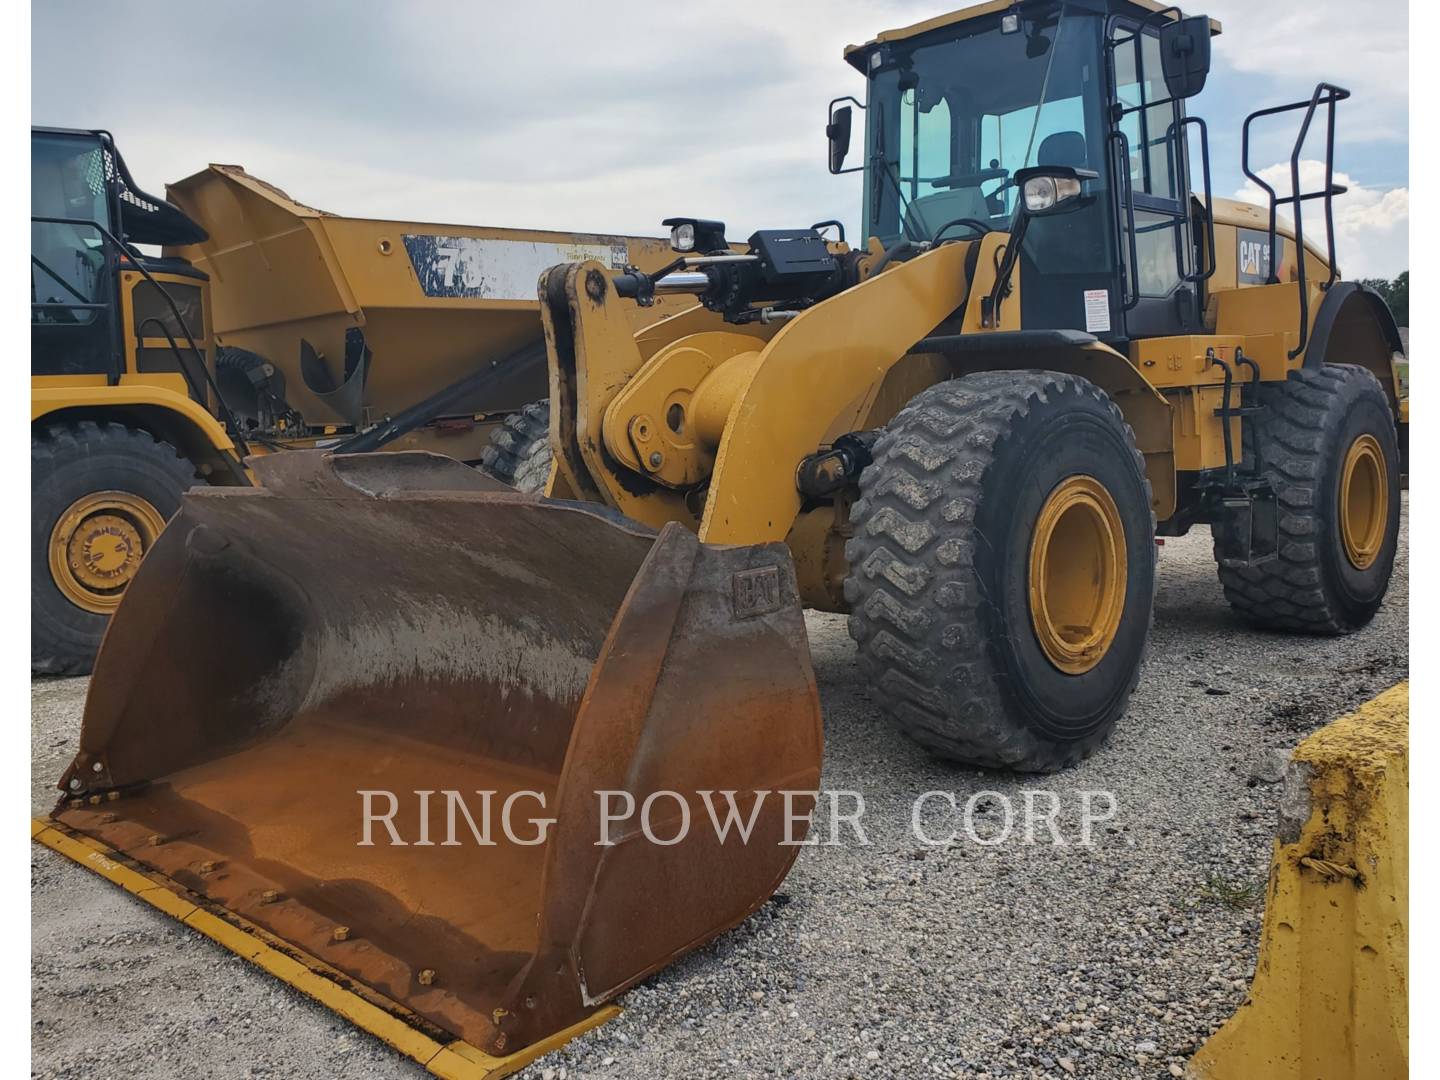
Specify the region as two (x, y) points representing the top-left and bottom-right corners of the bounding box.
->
(31, 127), (209, 379)
(834, 0), (1218, 343)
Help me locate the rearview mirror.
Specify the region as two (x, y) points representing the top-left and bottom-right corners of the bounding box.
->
(1159, 15), (1212, 99)
(827, 105), (852, 174)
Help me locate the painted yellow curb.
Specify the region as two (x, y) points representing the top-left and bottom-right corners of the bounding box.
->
(1189, 681), (1408, 1080)
(32, 817), (618, 1078)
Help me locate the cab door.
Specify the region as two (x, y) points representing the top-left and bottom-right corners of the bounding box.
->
(1106, 18), (1207, 338)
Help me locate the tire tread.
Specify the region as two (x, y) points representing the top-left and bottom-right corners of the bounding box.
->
(845, 372), (1154, 772)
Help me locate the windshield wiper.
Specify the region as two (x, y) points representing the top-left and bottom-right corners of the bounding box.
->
(870, 112), (923, 242)
(1016, 5), (1067, 173)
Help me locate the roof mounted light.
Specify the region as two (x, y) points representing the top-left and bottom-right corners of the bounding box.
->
(1001, 7), (1021, 33)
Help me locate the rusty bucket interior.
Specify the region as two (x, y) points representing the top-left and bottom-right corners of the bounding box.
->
(53, 451), (822, 1056)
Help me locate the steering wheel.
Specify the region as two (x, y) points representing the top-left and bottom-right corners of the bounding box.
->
(931, 218), (993, 243)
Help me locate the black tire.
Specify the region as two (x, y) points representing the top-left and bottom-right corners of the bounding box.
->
(32, 422), (199, 676)
(478, 400), (552, 493)
(845, 372), (1156, 772)
(1214, 364), (1400, 632)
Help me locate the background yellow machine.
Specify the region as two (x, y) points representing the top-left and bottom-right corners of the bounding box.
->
(41, 0), (1408, 1072)
(32, 128), (245, 674)
(30, 134), (684, 674)
(160, 165), (688, 466)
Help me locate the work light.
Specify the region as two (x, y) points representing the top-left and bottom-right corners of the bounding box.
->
(1022, 174), (1083, 212)
(670, 222), (696, 252)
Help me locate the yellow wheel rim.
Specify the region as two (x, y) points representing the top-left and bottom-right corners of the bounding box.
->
(1028, 475), (1128, 675)
(48, 491), (167, 614)
(1339, 433), (1387, 570)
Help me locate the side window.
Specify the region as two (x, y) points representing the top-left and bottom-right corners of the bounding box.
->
(897, 91), (990, 238)
(32, 136), (111, 316)
(1132, 211), (1180, 296)
(898, 91), (952, 194)
(980, 97), (1090, 215)
(1112, 27), (1188, 298)
(1113, 31), (1178, 198)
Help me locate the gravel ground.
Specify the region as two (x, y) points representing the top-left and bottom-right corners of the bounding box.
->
(32, 500), (1408, 1079)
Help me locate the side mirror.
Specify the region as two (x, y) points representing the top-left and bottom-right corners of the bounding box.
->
(1159, 15), (1212, 99)
(1015, 166), (1098, 217)
(827, 105), (853, 174)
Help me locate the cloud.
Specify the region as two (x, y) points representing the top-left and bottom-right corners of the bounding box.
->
(1201, 0), (1408, 142)
(32, 0), (935, 240)
(1234, 160), (1407, 279)
(32, 0), (1406, 275)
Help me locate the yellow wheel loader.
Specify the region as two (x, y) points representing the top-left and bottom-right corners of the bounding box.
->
(39, 0), (1406, 1072)
(512, 0), (1405, 771)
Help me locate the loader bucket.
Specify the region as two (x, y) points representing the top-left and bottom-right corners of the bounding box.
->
(50, 450), (822, 1061)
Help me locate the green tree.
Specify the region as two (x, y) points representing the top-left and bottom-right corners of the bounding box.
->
(1359, 272), (1408, 327)
(1388, 271), (1408, 327)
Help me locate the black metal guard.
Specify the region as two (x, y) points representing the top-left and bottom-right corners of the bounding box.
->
(1234, 348), (1263, 474)
(1105, 129), (1142, 310)
(1241, 82), (1350, 358)
(1172, 116), (1216, 282)
(1207, 349), (1236, 487)
(136, 316), (221, 412)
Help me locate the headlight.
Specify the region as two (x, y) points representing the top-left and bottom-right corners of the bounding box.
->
(1022, 174), (1083, 213)
(670, 222), (696, 253)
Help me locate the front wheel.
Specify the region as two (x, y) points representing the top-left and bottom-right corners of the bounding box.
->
(32, 422), (199, 675)
(844, 372), (1156, 772)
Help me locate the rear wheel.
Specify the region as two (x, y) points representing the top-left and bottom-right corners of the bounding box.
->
(1214, 364), (1400, 632)
(845, 372), (1156, 772)
(478, 400), (552, 493)
(32, 422), (198, 675)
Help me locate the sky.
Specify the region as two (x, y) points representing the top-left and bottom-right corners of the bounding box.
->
(31, 0), (1408, 278)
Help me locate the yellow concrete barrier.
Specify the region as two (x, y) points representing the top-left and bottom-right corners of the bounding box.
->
(1190, 681), (1408, 1079)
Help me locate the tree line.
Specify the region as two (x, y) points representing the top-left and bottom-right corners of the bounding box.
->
(1358, 271), (1408, 327)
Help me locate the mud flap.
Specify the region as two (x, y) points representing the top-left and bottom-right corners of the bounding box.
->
(51, 450), (822, 1058)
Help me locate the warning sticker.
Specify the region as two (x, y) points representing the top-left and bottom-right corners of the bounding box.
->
(1083, 289), (1111, 333)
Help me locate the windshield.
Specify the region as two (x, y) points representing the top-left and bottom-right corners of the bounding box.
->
(862, 2), (1107, 247)
(32, 132), (112, 312)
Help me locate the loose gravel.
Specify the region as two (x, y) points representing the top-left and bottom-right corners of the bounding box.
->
(32, 501), (1408, 1079)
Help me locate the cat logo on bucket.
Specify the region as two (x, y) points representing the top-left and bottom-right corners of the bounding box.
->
(733, 565), (782, 618)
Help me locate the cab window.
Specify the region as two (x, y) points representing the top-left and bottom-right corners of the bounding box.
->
(1113, 28), (1178, 198)
(32, 133), (112, 315)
